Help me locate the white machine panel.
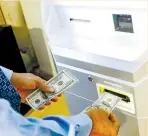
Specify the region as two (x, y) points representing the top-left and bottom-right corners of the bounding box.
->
(41, 1), (148, 136)
(42, 0), (148, 61)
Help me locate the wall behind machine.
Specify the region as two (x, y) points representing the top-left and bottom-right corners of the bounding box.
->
(20, 0), (57, 76)
(0, 0), (39, 73)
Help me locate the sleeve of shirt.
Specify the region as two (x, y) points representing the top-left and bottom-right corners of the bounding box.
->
(0, 66), (13, 80)
(0, 99), (92, 136)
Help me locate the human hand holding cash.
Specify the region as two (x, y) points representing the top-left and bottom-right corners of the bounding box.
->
(87, 109), (120, 136)
(83, 92), (121, 114)
(11, 72), (59, 110)
(26, 69), (78, 110)
(85, 93), (120, 136)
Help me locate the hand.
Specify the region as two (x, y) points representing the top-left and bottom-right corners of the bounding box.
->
(86, 109), (120, 136)
(10, 72), (59, 109)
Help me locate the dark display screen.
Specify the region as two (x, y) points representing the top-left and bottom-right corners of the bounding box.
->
(113, 14), (134, 33)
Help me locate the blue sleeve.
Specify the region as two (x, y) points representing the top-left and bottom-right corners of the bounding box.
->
(0, 99), (92, 136)
(0, 66), (13, 80)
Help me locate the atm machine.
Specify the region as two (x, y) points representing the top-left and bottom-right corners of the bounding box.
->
(42, 0), (148, 136)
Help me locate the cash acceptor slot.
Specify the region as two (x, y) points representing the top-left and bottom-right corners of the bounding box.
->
(99, 86), (131, 103)
(104, 89), (130, 103)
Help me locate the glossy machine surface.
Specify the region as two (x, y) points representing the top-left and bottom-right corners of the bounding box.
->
(42, 0), (148, 136)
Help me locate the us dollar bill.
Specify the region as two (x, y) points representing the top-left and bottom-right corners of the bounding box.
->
(26, 69), (78, 110)
(83, 92), (121, 113)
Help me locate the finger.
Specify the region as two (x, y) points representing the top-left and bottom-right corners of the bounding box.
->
(96, 109), (109, 118)
(110, 129), (118, 136)
(45, 101), (51, 105)
(39, 105), (45, 110)
(86, 109), (109, 119)
(36, 78), (54, 93)
(42, 79), (47, 83)
(51, 97), (58, 102)
(58, 94), (62, 97)
(109, 113), (120, 129)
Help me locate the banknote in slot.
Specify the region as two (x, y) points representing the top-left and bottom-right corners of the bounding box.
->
(104, 89), (130, 103)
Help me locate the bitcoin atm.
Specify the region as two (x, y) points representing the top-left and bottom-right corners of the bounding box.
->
(41, 0), (148, 136)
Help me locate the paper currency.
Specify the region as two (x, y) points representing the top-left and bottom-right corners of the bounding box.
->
(26, 69), (78, 109)
(26, 90), (48, 110)
(83, 92), (121, 113)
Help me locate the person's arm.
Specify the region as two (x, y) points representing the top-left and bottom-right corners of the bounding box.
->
(0, 99), (120, 136)
(0, 66), (13, 80)
(0, 66), (57, 108)
(0, 99), (92, 136)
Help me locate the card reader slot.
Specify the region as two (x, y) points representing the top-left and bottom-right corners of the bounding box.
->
(70, 18), (91, 23)
(104, 89), (130, 103)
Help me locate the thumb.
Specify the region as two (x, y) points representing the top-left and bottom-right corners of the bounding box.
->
(36, 78), (54, 93)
